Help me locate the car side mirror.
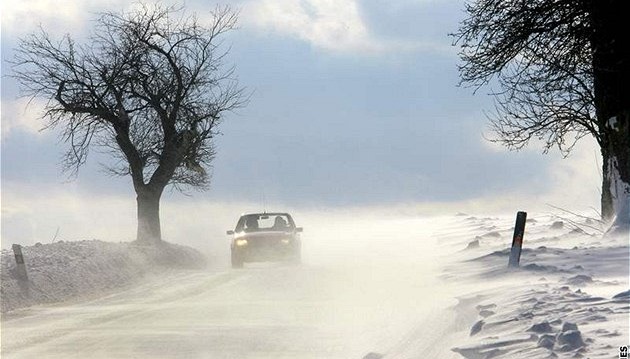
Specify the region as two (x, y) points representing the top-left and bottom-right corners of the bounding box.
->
(295, 227), (303, 233)
(226, 230), (234, 235)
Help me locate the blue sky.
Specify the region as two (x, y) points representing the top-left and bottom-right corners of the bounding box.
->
(1, 0), (601, 246)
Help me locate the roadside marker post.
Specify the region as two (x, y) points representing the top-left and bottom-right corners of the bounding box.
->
(508, 211), (527, 268)
(12, 244), (29, 282)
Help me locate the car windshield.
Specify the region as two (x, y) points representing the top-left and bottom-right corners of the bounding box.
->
(236, 214), (294, 232)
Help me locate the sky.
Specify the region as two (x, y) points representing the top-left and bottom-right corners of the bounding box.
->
(0, 0), (603, 248)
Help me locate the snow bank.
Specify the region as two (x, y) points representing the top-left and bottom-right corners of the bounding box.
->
(0, 240), (206, 313)
(606, 156), (630, 236)
(442, 213), (629, 358)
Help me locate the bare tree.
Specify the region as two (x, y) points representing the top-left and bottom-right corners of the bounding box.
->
(12, 4), (245, 244)
(453, 0), (629, 229)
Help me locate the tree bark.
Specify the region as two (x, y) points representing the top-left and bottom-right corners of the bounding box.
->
(604, 113), (630, 233)
(136, 188), (163, 244)
(600, 148), (614, 222)
(589, 0), (630, 228)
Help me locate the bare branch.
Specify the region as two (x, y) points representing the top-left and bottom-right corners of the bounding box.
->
(453, 0), (597, 154)
(11, 4), (245, 193)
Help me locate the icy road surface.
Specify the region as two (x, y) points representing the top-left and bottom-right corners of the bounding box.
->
(1, 217), (465, 359)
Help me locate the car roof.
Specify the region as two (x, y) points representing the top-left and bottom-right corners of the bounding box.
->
(241, 212), (290, 217)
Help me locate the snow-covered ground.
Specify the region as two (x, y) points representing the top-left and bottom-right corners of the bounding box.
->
(1, 240), (206, 313)
(441, 214), (629, 359)
(0, 212), (627, 358)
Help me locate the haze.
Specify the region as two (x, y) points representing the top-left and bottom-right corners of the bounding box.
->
(2, 2), (627, 359)
(1, 0), (602, 249)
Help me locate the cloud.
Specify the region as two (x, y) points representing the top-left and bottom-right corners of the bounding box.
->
(0, 0), (142, 37)
(1, 0), (86, 36)
(241, 0), (422, 54)
(1, 98), (47, 139)
(475, 135), (601, 215)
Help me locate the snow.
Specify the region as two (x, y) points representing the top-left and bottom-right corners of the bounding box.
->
(0, 211), (627, 358)
(444, 213), (629, 358)
(607, 116), (618, 129)
(1, 240), (206, 313)
(607, 156), (630, 235)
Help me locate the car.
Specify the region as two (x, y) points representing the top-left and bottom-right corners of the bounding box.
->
(227, 212), (303, 268)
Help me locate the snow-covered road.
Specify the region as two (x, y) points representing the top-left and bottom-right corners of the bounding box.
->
(1, 217), (465, 359)
(5, 213), (623, 358)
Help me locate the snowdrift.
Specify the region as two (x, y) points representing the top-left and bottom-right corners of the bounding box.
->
(0, 240), (206, 313)
(442, 214), (629, 359)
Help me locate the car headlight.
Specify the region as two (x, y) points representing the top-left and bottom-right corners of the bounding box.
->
(235, 239), (248, 246)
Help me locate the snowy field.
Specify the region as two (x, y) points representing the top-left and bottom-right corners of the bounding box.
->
(440, 214), (629, 358)
(1, 241), (206, 313)
(0, 212), (628, 358)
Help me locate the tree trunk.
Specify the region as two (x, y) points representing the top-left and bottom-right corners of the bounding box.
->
(600, 148), (614, 222)
(589, 0), (630, 231)
(604, 112), (630, 234)
(136, 188), (163, 244)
